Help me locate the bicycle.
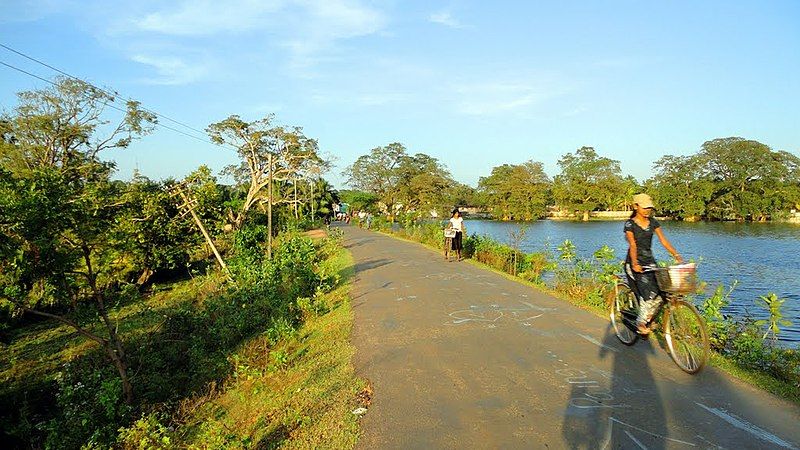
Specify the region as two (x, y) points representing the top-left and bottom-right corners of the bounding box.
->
(609, 263), (710, 374)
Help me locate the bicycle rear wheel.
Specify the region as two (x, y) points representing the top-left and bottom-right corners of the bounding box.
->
(610, 282), (638, 345)
(664, 300), (709, 374)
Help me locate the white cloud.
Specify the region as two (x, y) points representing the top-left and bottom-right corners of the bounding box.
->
(428, 10), (463, 29)
(454, 79), (565, 115)
(282, 0), (387, 72)
(127, 0), (387, 77)
(135, 0), (285, 36)
(131, 54), (210, 85)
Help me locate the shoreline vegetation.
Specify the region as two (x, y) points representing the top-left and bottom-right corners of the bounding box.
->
(362, 217), (799, 405)
(342, 140), (800, 224)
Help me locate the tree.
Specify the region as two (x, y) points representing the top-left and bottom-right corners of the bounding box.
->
(552, 147), (625, 221)
(478, 161), (551, 220)
(0, 77), (155, 403)
(344, 143), (407, 220)
(396, 153), (453, 218)
(698, 137), (796, 221)
(207, 114), (323, 230)
(208, 115), (323, 259)
(113, 173), (198, 285)
(647, 155), (713, 220)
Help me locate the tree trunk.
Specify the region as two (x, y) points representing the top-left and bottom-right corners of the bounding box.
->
(83, 245), (134, 404)
(136, 267), (154, 285)
(582, 210), (590, 222)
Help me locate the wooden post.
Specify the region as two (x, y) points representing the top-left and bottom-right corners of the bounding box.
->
(310, 177), (315, 222)
(173, 184), (232, 280)
(268, 153), (273, 260)
(294, 178), (299, 220)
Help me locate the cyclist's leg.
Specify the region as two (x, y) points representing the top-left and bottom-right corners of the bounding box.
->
(635, 271), (662, 327)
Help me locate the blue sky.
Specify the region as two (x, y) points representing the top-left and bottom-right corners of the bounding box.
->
(1, 0), (799, 188)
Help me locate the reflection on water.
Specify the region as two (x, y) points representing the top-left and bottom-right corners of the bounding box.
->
(466, 219), (800, 346)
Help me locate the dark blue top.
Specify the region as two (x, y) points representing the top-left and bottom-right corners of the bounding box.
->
(624, 218), (661, 266)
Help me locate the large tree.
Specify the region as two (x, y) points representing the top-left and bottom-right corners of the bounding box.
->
(478, 161), (551, 220)
(0, 77), (155, 403)
(699, 137), (798, 220)
(552, 147), (625, 221)
(647, 155), (713, 220)
(208, 115), (323, 259)
(344, 142), (407, 220)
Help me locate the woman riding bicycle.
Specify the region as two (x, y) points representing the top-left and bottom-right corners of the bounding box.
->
(624, 193), (683, 335)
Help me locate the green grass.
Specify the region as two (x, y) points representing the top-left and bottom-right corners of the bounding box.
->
(155, 242), (365, 449)
(0, 275), (224, 402)
(2, 235), (366, 448)
(377, 227), (800, 406)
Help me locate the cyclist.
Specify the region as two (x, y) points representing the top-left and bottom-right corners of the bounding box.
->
(624, 193), (683, 335)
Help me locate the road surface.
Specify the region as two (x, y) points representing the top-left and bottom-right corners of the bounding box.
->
(345, 225), (800, 449)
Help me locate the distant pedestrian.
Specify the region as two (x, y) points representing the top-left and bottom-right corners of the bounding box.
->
(448, 208), (466, 261)
(366, 212), (373, 229)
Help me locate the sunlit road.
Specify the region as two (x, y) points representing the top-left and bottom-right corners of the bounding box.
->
(343, 225), (800, 449)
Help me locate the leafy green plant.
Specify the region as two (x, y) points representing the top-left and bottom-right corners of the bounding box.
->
(700, 281), (737, 350)
(755, 293), (792, 341)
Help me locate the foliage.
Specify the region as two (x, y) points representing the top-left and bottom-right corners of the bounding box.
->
(344, 142), (408, 219)
(552, 147), (627, 220)
(700, 281), (738, 350)
(755, 293), (792, 341)
(552, 240), (618, 308)
(478, 161), (551, 220)
(648, 137), (800, 221)
(344, 143), (470, 220)
(207, 114), (324, 230)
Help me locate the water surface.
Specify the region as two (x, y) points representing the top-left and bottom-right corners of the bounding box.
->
(466, 219), (800, 346)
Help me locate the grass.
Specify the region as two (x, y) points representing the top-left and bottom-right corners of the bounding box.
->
(0, 274), (225, 405)
(376, 227), (800, 406)
(2, 235), (366, 448)
(153, 241), (365, 449)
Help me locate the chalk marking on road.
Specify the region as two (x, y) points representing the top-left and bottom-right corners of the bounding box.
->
(624, 430), (649, 450)
(577, 333), (619, 353)
(695, 402), (798, 449)
(444, 301), (548, 326)
(602, 417), (697, 449)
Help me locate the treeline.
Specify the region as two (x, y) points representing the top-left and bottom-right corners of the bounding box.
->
(345, 140), (800, 222)
(0, 78), (341, 446)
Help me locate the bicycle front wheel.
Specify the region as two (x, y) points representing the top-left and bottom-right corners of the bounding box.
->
(610, 282), (638, 345)
(663, 300), (709, 374)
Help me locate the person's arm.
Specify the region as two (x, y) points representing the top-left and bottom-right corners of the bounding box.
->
(654, 228), (683, 263)
(625, 231), (642, 272)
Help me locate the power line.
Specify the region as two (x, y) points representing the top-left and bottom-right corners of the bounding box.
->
(0, 58), (232, 149)
(0, 42), (211, 140)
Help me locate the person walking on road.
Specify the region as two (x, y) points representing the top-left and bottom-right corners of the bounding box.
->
(448, 208), (466, 261)
(624, 193), (683, 335)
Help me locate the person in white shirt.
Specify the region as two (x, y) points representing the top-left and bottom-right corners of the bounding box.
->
(448, 209), (466, 261)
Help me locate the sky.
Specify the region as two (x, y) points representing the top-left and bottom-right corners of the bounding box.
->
(1, 0), (799, 188)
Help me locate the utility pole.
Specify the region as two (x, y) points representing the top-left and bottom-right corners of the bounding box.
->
(294, 177), (299, 220)
(171, 183), (232, 281)
(267, 153), (273, 260)
(310, 177), (315, 222)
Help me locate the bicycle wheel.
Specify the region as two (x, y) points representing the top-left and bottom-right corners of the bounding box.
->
(610, 282), (638, 345)
(663, 300), (709, 374)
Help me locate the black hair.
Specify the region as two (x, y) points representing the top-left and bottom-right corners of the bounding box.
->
(629, 207), (637, 219)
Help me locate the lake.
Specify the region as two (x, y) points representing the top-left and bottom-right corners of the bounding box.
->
(465, 219), (800, 347)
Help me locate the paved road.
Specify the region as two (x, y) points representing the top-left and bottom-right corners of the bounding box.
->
(345, 225), (800, 450)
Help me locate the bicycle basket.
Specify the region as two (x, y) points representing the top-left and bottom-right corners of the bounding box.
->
(654, 263), (697, 294)
(443, 228), (457, 238)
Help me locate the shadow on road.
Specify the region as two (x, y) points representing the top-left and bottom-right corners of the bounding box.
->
(354, 258), (392, 273)
(345, 238), (375, 249)
(562, 327), (666, 449)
